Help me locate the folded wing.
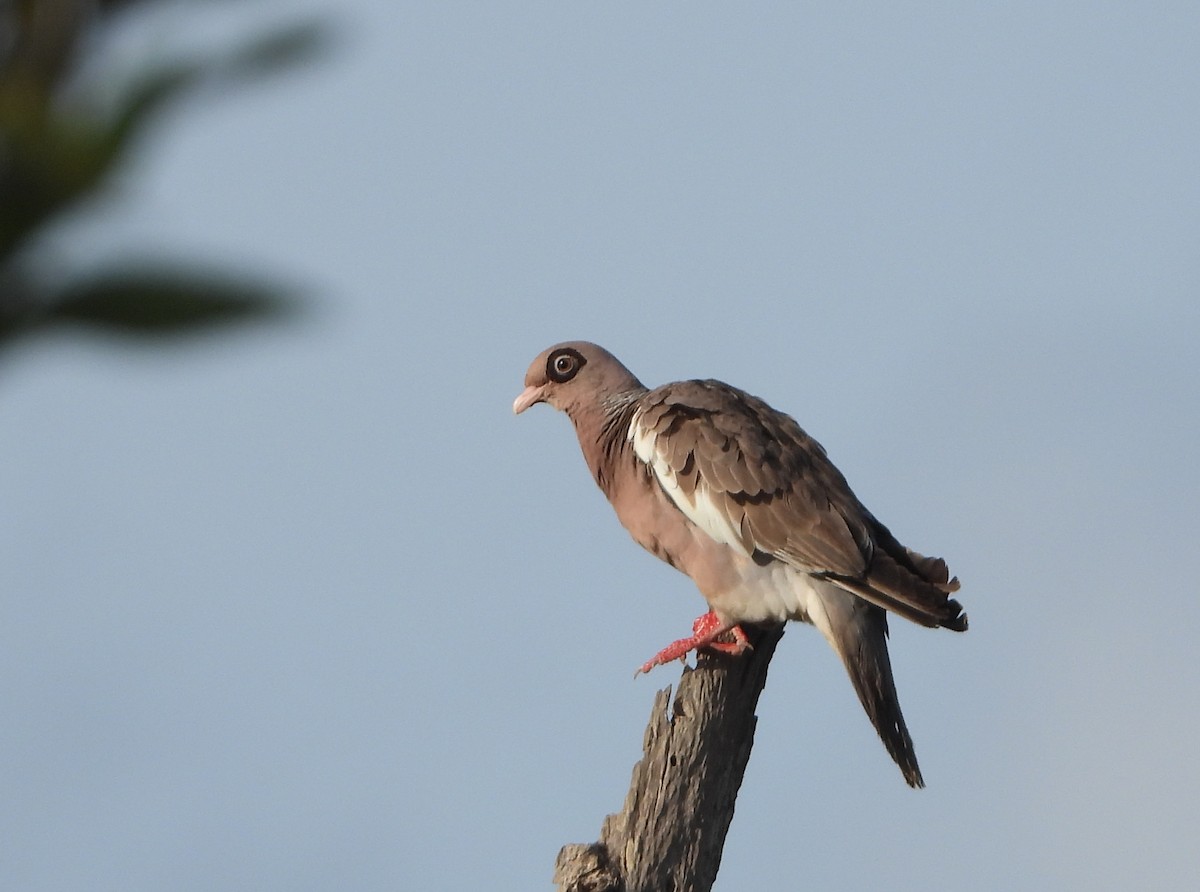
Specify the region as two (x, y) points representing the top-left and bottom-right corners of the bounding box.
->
(630, 380), (966, 631)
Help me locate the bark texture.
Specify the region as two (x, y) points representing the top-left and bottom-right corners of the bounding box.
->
(554, 624), (785, 892)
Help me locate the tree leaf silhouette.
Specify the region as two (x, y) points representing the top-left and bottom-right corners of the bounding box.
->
(43, 266), (295, 335)
(0, 4), (327, 350)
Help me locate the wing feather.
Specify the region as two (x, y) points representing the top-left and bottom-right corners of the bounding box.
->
(630, 380), (967, 631)
(630, 380), (869, 576)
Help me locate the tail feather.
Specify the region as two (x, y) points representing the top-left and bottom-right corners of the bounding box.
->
(810, 582), (924, 788)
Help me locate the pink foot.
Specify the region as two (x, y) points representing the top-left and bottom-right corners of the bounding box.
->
(635, 611), (752, 676)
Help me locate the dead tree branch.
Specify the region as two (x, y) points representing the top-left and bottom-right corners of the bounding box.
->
(555, 624), (785, 892)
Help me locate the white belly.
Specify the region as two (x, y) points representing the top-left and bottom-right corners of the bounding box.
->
(703, 556), (850, 660)
(706, 557), (822, 627)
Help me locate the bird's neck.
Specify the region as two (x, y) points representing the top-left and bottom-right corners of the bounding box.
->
(570, 389), (646, 500)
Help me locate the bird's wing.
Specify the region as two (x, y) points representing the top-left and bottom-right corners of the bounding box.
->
(630, 380), (966, 631)
(629, 380), (873, 577)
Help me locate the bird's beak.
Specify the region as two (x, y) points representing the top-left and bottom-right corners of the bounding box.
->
(512, 384), (545, 415)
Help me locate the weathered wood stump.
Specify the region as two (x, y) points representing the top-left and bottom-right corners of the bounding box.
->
(554, 624), (785, 892)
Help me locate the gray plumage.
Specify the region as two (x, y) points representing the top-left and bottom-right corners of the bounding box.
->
(514, 341), (966, 787)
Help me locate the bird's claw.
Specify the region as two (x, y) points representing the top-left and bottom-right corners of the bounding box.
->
(634, 612), (750, 676)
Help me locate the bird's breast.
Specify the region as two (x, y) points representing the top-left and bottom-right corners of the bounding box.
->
(608, 471), (819, 627)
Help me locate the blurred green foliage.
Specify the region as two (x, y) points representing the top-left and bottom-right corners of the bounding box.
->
(0, 0), (325, 346)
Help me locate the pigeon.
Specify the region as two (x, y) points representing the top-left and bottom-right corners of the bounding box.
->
(513, 341), (966, 787)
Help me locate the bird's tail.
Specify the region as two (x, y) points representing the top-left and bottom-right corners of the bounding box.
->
(810, 581), (924, 788)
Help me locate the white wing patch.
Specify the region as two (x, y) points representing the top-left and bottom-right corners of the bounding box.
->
(629, 409), (753, 557)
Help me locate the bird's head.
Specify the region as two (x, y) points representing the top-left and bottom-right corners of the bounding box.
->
(513, 341), (644, 420)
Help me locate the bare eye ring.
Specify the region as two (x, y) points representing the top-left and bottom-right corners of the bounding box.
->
(547, 348), (586, 383)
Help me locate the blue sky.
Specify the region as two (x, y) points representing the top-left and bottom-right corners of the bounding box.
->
(3, 2), (1198, 889)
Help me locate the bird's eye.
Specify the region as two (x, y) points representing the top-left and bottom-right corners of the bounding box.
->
(547, 348), (586, 383)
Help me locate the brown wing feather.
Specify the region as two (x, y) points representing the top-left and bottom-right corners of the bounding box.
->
(825, 522), (967, 630)
(639, 380), (871, 576)
(638, 380), (967, 632)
